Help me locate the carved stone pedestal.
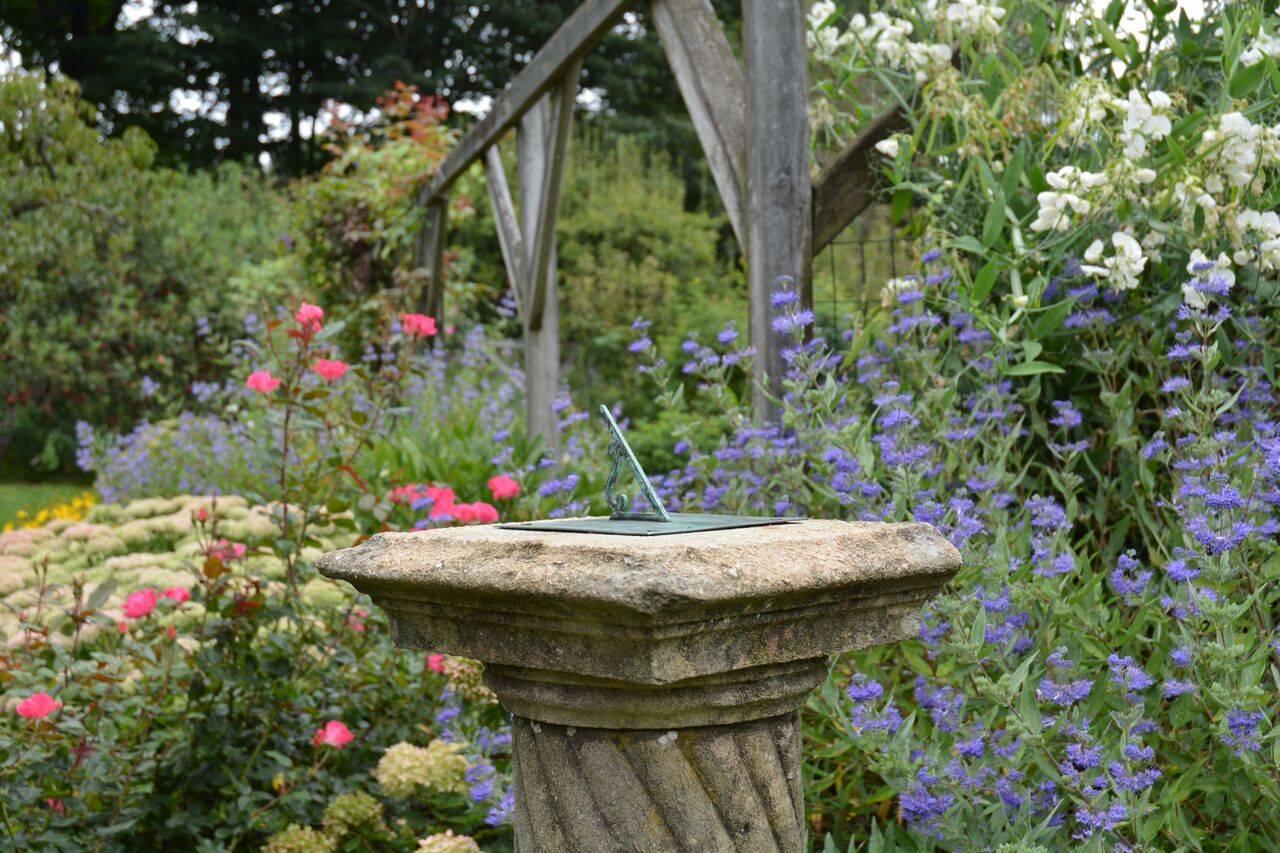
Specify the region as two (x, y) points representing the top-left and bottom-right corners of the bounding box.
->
(318, 519), (959, 852)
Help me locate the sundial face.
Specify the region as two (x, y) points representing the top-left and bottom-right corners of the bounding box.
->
(499, 404), (799, 536)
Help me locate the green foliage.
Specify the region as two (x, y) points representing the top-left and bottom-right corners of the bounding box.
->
(0, 71), (286, 476)
(292, 85), (456, 312)
(457, 132), (746, 436)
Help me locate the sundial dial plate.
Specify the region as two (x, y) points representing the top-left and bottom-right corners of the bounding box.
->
(498, 405), (800, 537)
(500, 512), (796, 536)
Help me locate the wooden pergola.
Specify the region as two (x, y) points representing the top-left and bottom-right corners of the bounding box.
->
(415, 0), (902, 444)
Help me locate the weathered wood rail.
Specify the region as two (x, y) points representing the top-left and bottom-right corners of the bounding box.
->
(416, 0), (900, 441)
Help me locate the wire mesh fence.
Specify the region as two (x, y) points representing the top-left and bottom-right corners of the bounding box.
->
(811, 204), (914, 341)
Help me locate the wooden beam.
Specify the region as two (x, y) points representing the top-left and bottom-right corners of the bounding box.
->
(812, 104), (909, 252)
(423, 0), (627, 203)
(416, 198), (448, 329)
(650, 0), (747, 246)
(484, 145), (528, 320)
(744, 0), (811, 421)
(525, 63), (579, 332)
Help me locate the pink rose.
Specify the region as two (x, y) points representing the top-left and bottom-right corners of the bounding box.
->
(401, 313), (438, 338)
(347, 609), (367, 633)
(427, 486), (456, 519)
(245, 370), (281, 395)
(452, 502), (477, 523)
(208, 539), (247, 562)
(471, 502), (499, 524)
(310, 358), (349, 382)
(295, 303), (325, 334)
(388, 484), (427, 505)
(427, 654), (447, 673)
(16, 692), (62, 719)
(123, 588), (160, 619)
(162, 586), (191, 604)
(487, 475), (520, 501)
(312, 720), (355, 749)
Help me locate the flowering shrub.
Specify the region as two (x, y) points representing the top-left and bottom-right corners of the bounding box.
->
(582, 3), (1280, 846)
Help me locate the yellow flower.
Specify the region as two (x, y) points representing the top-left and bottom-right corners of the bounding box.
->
(12, 492), (96, 530)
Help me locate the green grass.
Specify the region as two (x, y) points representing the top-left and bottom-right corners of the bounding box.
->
(0, 482), (90, 527)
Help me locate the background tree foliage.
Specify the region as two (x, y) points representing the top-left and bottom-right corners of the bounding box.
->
(0, 0), (741, 181)
(0, 72), (286, 476)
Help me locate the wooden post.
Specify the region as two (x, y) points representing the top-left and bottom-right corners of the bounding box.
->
(416, 197), (449, 337)
(517, 64), (579, 450)
(743, 0), (812, 422)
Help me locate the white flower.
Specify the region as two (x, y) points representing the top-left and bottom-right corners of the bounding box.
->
(807, 1), (853, 61)
(1080, 232), (1146, 291)
(1241, 32), (1280, 67)
(1200, 112), (1280, 191)
(880, 276), (916, 308)
(1114, 89), (1173, 159)
(1062, 78), (1115, 139)
(875, 137), (901, 159)
(850, 11), (950, 82)
(1031, 167), (1105, 232)
(1234, 208), (1280, 272)
(942, 0), (1006, 37)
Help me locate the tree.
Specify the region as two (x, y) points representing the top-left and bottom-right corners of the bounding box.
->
(2, 0), (742, 178)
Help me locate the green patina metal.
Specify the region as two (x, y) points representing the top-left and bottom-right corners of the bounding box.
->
(500, 404), (798, 536)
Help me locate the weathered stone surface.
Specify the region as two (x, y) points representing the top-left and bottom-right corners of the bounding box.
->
(318, 518), (960, 852)
(317, 519), (959, 686)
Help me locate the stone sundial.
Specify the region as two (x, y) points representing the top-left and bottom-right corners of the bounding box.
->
(318, 404), (959, 852)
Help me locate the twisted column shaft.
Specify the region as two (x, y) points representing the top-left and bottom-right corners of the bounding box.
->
(511, 713), (804, 853)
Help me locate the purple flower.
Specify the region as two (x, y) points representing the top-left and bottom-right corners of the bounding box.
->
(1038, 677), (1093, 707)
(1050, 400), (1082, 429)
(1107, 654), (1154, 699)
(847, 674), (885, 703)
(1074, 802), (1127, 840)
(1222, 710), (1266, 755)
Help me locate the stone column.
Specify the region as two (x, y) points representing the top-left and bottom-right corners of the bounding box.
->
(318, 519), (959, 853)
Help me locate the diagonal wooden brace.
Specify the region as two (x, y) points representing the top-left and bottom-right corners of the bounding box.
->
(650, 0), (748, 248)
(484, 145), (528, 323)
(523, 63), (579, 333)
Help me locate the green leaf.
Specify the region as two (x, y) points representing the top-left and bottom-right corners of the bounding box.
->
(890, 188), (913, 224)
(971, 260), (1000, 303)
(982, 192), (1006, 248)
(949, 236), (987, 255)
(1006, 360), (1065, 376)
(1001, 143), (1025, 199)
(1032, 300), (1074, 338)
(1096, 21), (1130, 63)
(1229, 62), (1266, 98)
(88, 579), (117, 611)
(970, 607), (987, 649)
